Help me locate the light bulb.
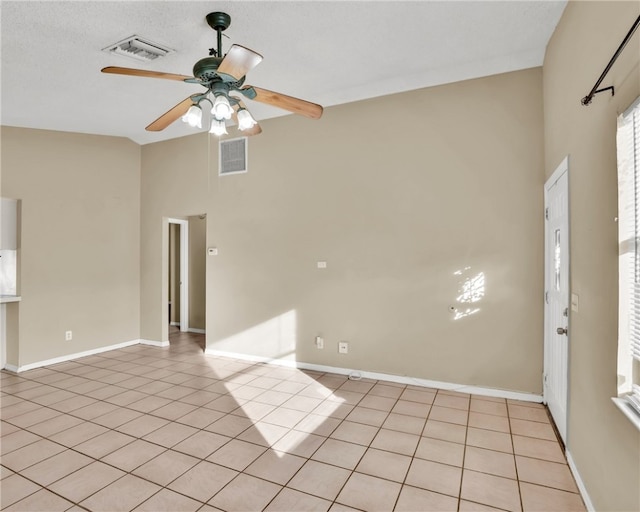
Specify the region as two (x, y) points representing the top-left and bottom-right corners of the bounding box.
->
(181, 105), (202, 128)
(237, 108), (257, 131)
(211, 95), (234, 120)
(209, 118), (228, 136)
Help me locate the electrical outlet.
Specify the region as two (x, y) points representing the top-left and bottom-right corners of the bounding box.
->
(315, 336), (324, 349)
(338, 341), (348, 354)
(65, 330), (73, 341)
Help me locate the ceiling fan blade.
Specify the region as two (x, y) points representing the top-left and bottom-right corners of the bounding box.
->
(242, 123), (262, 136)
(217, 45), (263, 81)
(244, 86), (323, 119)
(146, 97), (194, 131)
(102, 66), (193, 82)
(232, 101), (262, 136)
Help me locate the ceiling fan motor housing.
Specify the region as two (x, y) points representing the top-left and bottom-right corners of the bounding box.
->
(193, 56), (223, 81)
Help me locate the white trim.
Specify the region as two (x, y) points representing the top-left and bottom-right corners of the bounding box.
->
(1, 304), (6, 370)
(611, 397), (640, 431)
(204, 348), (543, 403)
(546, 155), (569, 189)
(4, 339), (142, 373)
(187, 328), (206, 334)
(168, 218), (189, 333)
(170, 322), (180, 327)
(566, 450), (595, 512)
(622, 95), (640, 117)
(140, 339), (170, 348)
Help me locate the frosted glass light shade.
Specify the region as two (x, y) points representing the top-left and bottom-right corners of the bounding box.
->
(211, 95), (234, 120)
(181, 105), (202, 128)
(209, 118), (228, 136)
(237, 108), (257, 131)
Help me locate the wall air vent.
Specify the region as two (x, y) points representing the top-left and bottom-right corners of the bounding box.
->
(219, 137), (248, 176)
(102, 35), (174, 62)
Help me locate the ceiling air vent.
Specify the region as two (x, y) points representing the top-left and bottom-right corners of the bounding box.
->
(219, 137), (248, 176)
(102, 35), (174, 62)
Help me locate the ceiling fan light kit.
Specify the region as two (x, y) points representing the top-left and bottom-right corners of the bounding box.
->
(101, 11), (323, 137)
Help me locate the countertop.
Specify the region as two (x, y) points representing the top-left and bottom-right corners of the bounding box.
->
(0, 295), (21, 303)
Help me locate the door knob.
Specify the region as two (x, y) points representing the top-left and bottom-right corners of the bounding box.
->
(556, 327), (568, 335)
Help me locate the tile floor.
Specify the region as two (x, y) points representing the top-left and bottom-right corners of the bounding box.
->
(1, 330), (586, 511)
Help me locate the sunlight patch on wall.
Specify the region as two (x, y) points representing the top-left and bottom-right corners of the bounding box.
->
(211, 309), (298, 360)
(453, 267), (485, 320)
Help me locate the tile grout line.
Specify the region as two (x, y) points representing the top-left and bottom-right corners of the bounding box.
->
(508, 401), (526, 512)
(1, 337), (583, 512)
(457, 390), (472, 512)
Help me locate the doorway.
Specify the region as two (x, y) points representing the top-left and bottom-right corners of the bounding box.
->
(543, 157), (570, 443)
(168, 218), (189, 333)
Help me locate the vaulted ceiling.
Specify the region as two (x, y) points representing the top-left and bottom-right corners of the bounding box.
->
(1, 1), (566, 145)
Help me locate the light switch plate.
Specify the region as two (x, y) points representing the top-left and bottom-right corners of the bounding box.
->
(571, 293), (579, 312)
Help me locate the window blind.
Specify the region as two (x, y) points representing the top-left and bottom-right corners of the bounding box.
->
(617, 96), (640, 415)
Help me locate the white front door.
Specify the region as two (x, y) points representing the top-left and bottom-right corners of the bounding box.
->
(544, 157), (570, 443)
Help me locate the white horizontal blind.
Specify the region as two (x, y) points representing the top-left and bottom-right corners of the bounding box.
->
(617, 96), (640, 413)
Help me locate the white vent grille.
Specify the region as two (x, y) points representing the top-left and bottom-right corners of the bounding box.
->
(219, 137), (248, 176)
(102, 35), (174, 62)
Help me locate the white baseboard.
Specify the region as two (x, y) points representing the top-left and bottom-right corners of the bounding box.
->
(187, 328), (205, 334)
(204, 349), (543, 403)
(7, 338), (542, 404)
(140, 339), (170, 348)
(566, 450), (595, 512)
(5, 339), (141, 373)
(170, 322), (180, 327)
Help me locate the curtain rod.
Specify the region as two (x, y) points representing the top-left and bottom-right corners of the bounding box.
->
(581, 14), (640, 106)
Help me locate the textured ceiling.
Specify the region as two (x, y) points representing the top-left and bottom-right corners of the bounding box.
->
(1, 1), (566, 145)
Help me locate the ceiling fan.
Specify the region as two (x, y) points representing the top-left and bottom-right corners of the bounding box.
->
(101, 11), (323, 136)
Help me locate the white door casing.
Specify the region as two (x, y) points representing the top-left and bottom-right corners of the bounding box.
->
(168, 218), (189, 333)
(544, 157), (570, 443)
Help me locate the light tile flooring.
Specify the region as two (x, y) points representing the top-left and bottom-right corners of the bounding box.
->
(1, 330), (586, 512)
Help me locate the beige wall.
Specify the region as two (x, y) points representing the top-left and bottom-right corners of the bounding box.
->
(0, 127), (141, 366)
(189, 215), (206, 330)
(140, 134), (209, 343)
(204, 68), (545, 393)
(543, 2), (640, 510)
(1, 7), (637, 506)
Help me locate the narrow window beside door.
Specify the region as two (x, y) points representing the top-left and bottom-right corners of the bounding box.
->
(554, 229), (561, 291)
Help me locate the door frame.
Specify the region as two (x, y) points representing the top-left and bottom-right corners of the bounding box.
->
(543, 156), (570, 443)
(168, 218), (189, 333)
(1, 305), (6, 369)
